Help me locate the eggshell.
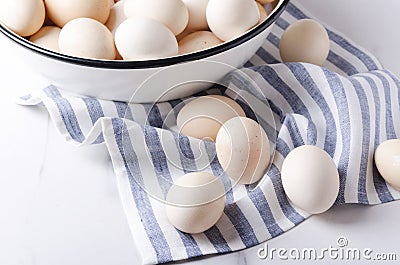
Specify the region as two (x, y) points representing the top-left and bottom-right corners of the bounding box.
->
(59, 18), (116, 60)
(182, 0), (209, 31)
(178, 31), (223, 55)
(177, 95), (245, 141)
(216, 116), (270, 184)
(279, 19), (330, 66)
(45, 0), (111, 27)
(29, 26), (61, 52)
(206, 0), (260, 41)
(256, 2), (268, 23)
(375, 139), (400, 190)
(106, 0), (126, 35)
(281, 145), (339, 214)
(124, 0), (189, 36)
(165, 172), (226, 234)
(115, 18), (178, 60)
(0, 0), (45, 37)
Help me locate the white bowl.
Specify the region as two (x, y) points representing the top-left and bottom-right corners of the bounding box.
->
(0, 0), (288, 103)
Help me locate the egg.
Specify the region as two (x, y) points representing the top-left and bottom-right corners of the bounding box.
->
(206, 0), (260, 41)
(178, 31), (223, 55)
(281, 145), (339, 214)
(106, 0), (126, 36)
(375, 139), (400, 190)
(256, 2), (268, 23)
(165, 172), (226, 234)
(44, 0), (111, 27)
(182, 0), (209, 32)
(216, 116), (270, 185)
(279, 19), (330, 66)
(115, 18), (178, 60)
(177, 95), (245, 141)
(124, 0), (189, 36)
(29, 26), (61, 52)
(59, 18), (116, 60)
(0, 0), (45, 37)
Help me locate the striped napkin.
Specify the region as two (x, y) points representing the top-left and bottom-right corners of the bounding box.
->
(19, 1), (400, 264)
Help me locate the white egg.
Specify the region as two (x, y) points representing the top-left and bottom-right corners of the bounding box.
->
(182, 0), (209, 31)
(115, 18), (178, 61)
(206, 0), (260, 41)
(178, 31), (223, 55)
(281, 145), (339, 214)
(0, 0), (45, 37)
(106, 0), (127, 35)
(59, 18), (116, 60)
(279, 19), (330, 66)
(29, 26), (61, 52)
(45, 0), (111, 27)
(165, 172), (226, 234)
(177, 95), (245, 141)
(124, 0), (189, 36)
(216, 116), (270, 185)
(375, 139), (400, 191)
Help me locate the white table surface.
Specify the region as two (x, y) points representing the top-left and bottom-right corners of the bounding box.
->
(1, 1), (400, 264)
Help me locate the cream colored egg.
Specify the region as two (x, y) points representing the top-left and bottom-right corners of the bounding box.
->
(216, 116), (270, 185)
(29, 26), (61, 52)
(0, 0), (45, 37)
(178, 31), (223, 55)
(177, 95), (245, 141)
(279, 19), (330, 66)
(165, 172), (226, 234)
(375, 139), (400, 190)
(106, 0), (126, 35)
(182, 0), (209, 31)
(59, 18), (116, 60)
(115, 18), (178, 61)
(206, 0), (260, 41)
(281, 145), (339, 214)
(124, 0), (189, 36)
(45, 0), (111, 27)
(256, 2), (268, 23)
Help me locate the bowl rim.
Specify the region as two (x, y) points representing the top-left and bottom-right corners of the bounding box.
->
(0, 0), (289, 69)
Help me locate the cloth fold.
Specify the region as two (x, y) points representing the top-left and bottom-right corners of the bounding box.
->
(19, 1), (400, 264)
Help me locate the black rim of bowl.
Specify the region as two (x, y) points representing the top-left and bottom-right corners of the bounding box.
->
(0, 0), (289, 69)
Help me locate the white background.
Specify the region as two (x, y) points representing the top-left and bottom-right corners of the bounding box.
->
(0, 0), (399, 264)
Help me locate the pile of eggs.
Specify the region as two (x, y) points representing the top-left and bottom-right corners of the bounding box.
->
(0, 0), (278, 60)
(166, 95), (271, 233)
